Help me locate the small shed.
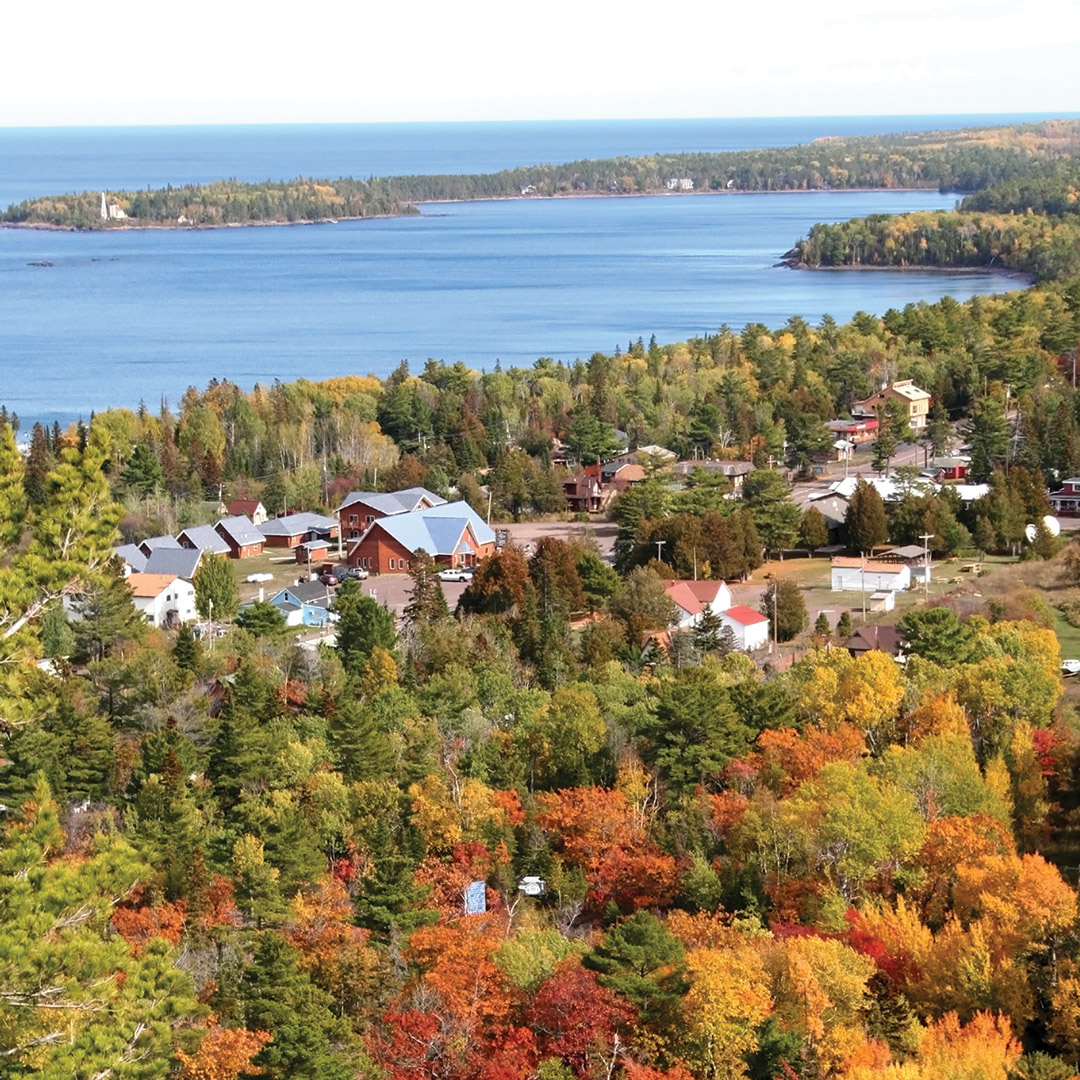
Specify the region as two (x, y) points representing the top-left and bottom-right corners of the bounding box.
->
(720, 605), (770, 651)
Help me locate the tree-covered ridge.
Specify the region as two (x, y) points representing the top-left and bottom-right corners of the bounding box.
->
(789, 156), (1080, 282)
(790, 209), (1080, 282)
(6, 119), (1080, 228)
(1, 177), (420, 229)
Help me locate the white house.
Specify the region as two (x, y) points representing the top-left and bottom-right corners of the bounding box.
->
(126, 573), (197, 628)
(830, 557), (911, 593)
(664, 580), (733, 630)
(720, 605), (770, 651)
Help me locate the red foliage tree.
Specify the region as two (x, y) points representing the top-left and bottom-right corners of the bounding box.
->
(525, 961), (634, 1078)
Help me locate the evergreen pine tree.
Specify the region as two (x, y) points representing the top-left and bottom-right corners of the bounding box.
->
(845, 479), (890, 552)
(238, 933), (356, 1080)
(327, 698), (394, 782)
(404, 548), (450, 623)
(355, 816), (437, 941)
(837, 611), (854, 639)
(172, 621), (200, 674)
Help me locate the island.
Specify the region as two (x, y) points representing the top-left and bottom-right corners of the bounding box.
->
(5, 119), (1080, 234)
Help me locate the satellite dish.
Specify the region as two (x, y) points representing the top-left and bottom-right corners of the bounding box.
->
(1044, 515), (1062, 537)
(1025, 523), (1037, 543)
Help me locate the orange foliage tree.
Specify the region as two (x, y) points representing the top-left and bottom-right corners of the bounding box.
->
(536, 786), (679, 910)
(176, 1018), (272, 1080)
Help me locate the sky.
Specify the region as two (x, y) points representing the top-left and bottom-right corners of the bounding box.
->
(3, 0), (1079, 126)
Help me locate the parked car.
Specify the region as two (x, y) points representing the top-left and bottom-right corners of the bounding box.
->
(1063, 659), (1080, 676)
(342, 567), (370, 580)
(320, 572), (340, 587)
(438, 567), (474, 583)
(245, 572), (273, 583)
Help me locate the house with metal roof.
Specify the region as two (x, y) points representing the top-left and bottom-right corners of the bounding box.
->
(137, 534), (182, 558)
(143, 546), (203, 581)
(720, 605), (771, 651)
(831, 556), (911, 593)
(214, 515), (265, 559)
(337, 487), (446, 542)
(177, 524), (232, 556)
(114, 543), (148, 575)
(346, 502), (495, 574)
(258, 512), (340, 549)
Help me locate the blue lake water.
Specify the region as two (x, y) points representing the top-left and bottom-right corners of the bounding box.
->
(1, 114), (1062, 427)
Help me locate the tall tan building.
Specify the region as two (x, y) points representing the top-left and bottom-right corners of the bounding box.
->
(853, 380), (931, 431)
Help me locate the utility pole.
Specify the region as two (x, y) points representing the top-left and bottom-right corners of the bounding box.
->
(860, 554), (867, 621)
(207, 597), (214, 653)
(655, 540), (667, 565)
(919, 532), (933, 597)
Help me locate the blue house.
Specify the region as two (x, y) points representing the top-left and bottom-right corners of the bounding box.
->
(268, 580), (336, 628)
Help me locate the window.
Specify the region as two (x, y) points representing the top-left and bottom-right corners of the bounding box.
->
(349, 514), (358, 524)
(366, 515), (375, 524)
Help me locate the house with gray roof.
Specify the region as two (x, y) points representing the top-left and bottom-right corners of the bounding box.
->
(177, 524), (231, 556)
(214, 515), (265, 559)
(259, 511), (340, 549)
(267, 580), (336, 627)
(114, 543), (148, 574)
(137, 534), (182, 558)
(143, 546), (203, 581)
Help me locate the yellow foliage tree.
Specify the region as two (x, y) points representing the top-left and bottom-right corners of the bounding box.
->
(683, 945), (774, 1080)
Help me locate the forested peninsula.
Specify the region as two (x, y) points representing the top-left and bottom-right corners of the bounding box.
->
(5, 118), (1080, 231)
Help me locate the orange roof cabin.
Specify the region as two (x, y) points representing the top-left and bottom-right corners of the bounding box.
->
(214, 515), (265, 559)
(347, 502), (497, 575)
(336, 487), (446, 543)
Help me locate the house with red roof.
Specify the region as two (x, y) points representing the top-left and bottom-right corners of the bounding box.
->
(720, 605), (770, 652)
(663, 579), (733, 630)
(228, 499), (267, 525)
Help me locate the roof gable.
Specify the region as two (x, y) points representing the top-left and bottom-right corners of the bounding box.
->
(177, 524), (231, 555)
(724, 604), (768, 626)
(127, 573), (184, 598)
(216, 515), (264, 547)
(143, 547), (202, 580)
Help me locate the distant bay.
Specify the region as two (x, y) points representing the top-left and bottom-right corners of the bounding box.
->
(1, 115), (1060, 428)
